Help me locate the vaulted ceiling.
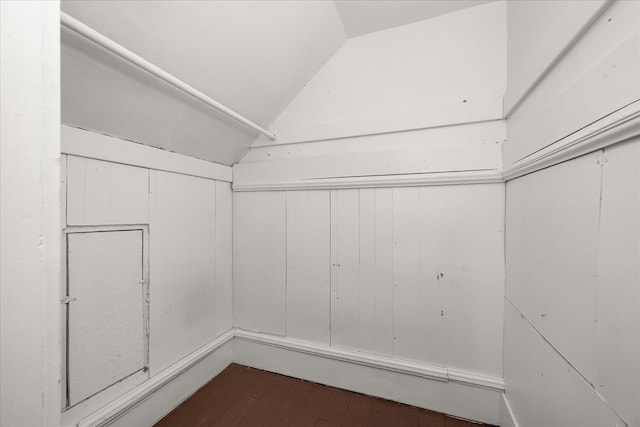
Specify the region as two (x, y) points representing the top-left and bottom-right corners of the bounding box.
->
(61, 0), (498, 165)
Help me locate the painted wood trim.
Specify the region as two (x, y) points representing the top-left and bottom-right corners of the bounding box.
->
(77, 329), (234, 427)
(504, 0), (614, 117)
(500, 393), (521, 427)
(233, 170), (504, 192)
(254, 99), (504, 147)
(234, 329), (505, 391)
(62, 125), (232, 182)
(503, 100), (640, 181)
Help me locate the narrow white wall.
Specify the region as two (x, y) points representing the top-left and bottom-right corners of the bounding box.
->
(503, 1), (640, 426)
(259, 0), (506, 145)
(0, 2), (62, 426)
(60, 127), (233, 425)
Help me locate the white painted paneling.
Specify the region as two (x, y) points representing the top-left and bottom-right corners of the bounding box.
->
(67, 230), (145, 406)
(233, 191), (286, 335)
(505, 0), (640, 167)
(595, 139), (640, 427)
(149, 171), (217, 373)
(391, 187), (423, 361)
(504, 301), (625, 427)
(506, 152), (602, 384)
(214, 181), (233, 336)
(0, 2), (61, 425)
(505, 0), (611, 114)
(62, 125), (232, 182)
(285, 190), (331, 344)
(331, 189), (361, 349)
(66, 156), (149, 226)
(265, 1), (505, 145)
(234, 184), (505, 375)
(236, 121), (505, 186)
(372, 189), (394, 356)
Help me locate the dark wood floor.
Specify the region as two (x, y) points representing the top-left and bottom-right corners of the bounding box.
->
(155, 364), (493, 427)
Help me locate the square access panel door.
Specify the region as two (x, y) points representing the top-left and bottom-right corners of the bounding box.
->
(65, 229), (148, 407)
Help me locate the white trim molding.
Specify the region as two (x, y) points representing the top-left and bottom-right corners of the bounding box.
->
(500, 393), (521, 427)
(503, 100), (640, 181)
(234, 329), (504, 392)
(233, 330), (503, 425)
(62, 125), (232, 182)
(76, 329), (234, 427)
(233, 170), (504, 192)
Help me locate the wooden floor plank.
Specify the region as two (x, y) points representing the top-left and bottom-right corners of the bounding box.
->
(154, 364), (496, 427)
(237, 373), (297, 427)
(287, 382), (333, 427)
(263, 379), (314, 427)
(155, 364), (248, 427)
(342, 393), (373, 426)
(318, 387), (352, 424)
(367, 398), (396, 427)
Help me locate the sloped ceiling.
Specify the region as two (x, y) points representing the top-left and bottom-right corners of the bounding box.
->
(61, 0), (497, 165)
(334, 0), (497, 38)
(61, 0), (346, 165)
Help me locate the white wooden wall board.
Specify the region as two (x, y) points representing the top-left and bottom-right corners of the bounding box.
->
(66, 156), (150, 226)
(594, 139), (640, 427)
(233, 191), (286, 335)
(373, 189), (394, 357)
(357, 190), (380, 354)
(215, 181), (233, 336)
(233, 334), (501, 425)
(506, 34), (640, 168)
(237, 123), (504, 186)
(255, 99), (504, 146)
(149, 170), (217, 373)
(503, 301), (626, 427)
(391, 187), (424, 362)
(417, 187), (446, 366)
(61, 154), (68, 229)
(505, 0), (612, 115)
(505, 0), (640, 167)
(246, 120), (505, 161)
(330, 189), (361, 350)
(425, 185), (505, 376)
(67, 230), (146, 406)
(285, 190), (331, 344)
(62, 125), (232, 182)
(503, 100), (640, 182)
(76, 331), (233, 427)
(506, 152), (602, 388)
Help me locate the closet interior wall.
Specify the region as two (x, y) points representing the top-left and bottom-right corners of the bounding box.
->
(502, 1), (640, 426)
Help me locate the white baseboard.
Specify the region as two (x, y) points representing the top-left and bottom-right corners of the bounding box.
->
(233, 329), (503, 425)
(76, 330), (234, 427)
(500, 393), (520, 427)
(72, 329), (505, 426)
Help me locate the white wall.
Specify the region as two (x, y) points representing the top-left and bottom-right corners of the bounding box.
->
(60, 0), (346, 164)
(60, 126), (233, 425)
(254, 0), (506, 146)
(0, 2), (62, 426)
(503, 1), (640, 426)
(232, 4), (507, 423)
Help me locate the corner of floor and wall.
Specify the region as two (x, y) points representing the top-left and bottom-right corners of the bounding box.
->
(1, 1), (639, 426)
